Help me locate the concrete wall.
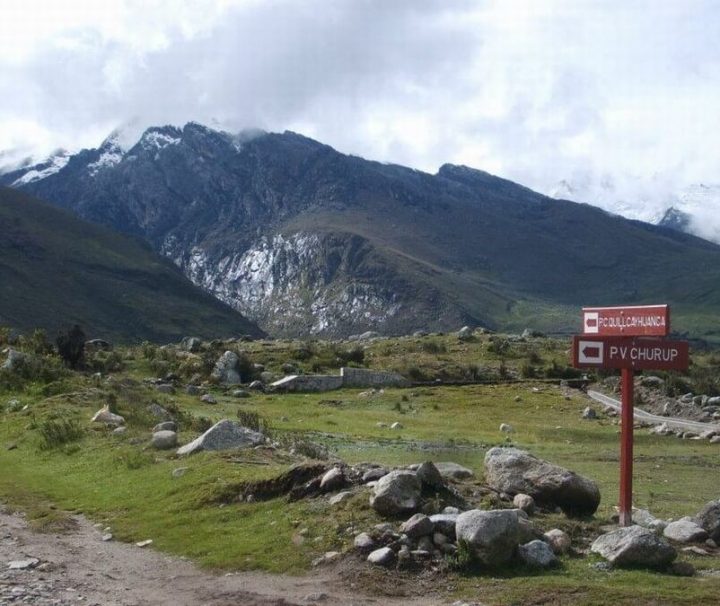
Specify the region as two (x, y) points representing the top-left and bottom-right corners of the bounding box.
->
(271, 367), (409, 392)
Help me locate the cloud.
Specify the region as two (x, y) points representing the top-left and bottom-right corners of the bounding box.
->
(1, 0), (719, 220)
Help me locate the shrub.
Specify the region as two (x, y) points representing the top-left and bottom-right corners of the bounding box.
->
(56, 325), (86, 369)
(421, 340), (447, 354)
(237, 409), (271, 433)
(38, 418), (84, 450)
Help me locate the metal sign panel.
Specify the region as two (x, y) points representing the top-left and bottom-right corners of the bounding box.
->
(572, 336), (689, 371)
(582, 305), (670, 337)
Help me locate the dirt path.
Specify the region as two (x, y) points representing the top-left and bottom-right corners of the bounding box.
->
(0, 506), (443, 606)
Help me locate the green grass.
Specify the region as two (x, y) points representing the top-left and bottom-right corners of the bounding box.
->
(1, 335), (720, 604)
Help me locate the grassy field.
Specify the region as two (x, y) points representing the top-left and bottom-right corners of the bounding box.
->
(1, 332), (719, 605)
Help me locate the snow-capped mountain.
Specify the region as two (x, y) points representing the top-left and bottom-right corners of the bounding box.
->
(549, 177), (720, 245)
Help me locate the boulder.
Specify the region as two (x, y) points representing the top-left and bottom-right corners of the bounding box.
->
(695, 500), (720, 542)
(369, 470), (421, 516)
(455, 509), (521, 565)
(543, 529), (571, 554)
(591, 526), (676, 568)
(416, 461), (444, 489)
(663, 518), (708, 543)
(518, 540), (558, 568)
(434, 462), (474, 480)
(91, 405), (125, 426)
(484, 447), (600, 516)
(457, 326), (473, 341)
(211, 351), (242, 385)
(180, 337), (202, 352)
(177, 419), (264, 456)
(401, 513), (434, 538)
(151, 430), (178, 450)
(362, 467), (388, 483)
(367, 547), (395, 567)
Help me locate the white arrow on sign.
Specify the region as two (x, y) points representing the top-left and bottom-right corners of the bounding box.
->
(583, 311), (600, 334)
(578, 340), (604, 364)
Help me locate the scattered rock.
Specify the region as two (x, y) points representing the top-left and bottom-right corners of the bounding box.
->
(181, 336), (202, 352)
(591, 526), (676, 568)
(212, 351), (242, 385)
(146, 403), (171, 420)
(151, 430), (178, 450)
(369, 470), (421, 516)
(329, 491), (354, 505)
(248, 380), (265, 391)
(663, 518), (708, 543)
(582, 406), (597, 420)
(513, 493), (535, 514)
(499, 423), (515, 433)
(91, 405), (125, 426)
(177, 419), (264, 456)
(457, 326), (473, 341)
(456, 509), (521, 565)
(632, 508), (667, 532)
(112, 426), (126, 436)
(434, 462), (474, 480)
(695, 500), (720, 542)
(2, 349), (27, 371)
(430, 513), (459, 538)
(155, 383), (175, 394)
(362, 467), (388, 483)
(367, 547), (395, 567)
(682, 546), (711, 556)
(484, 447), (600, 516)
(319, 467), (345, 492)
(669, 561), (696, 577)
(102, 533), (113, 542)
(135, 539), (153, 548)
(186, 385), (202, 396)
(415, 461), (444, 489)
(200, 393), (217, 404)
(543, 529), (571, 554)
(354, 533), (376, 551)
(401, 513), (434, 538)
(390, 422), (403, 430)
(153, 421), (177, 433)
(231, 389), (251, 398)
(518, 539), (558, 568)
(7, 558), (39, 570)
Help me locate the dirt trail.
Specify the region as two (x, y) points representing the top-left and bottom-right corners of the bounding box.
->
(0, 506), (442, 606)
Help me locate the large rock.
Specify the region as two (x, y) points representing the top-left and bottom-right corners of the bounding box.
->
(2, 349), (27, 371)
(429, 513), (459, 538)
(369, 470), (421, 516)
(177, 419), (264, 455)
(591, 526), (677, 568)
(455, 509), (521, 565)
(484, 447), (600, 516)
(695, 500), (720, 542)
(543, 528), (571, 554)
(211, 351), (242, 385)
(367, 547), (395, 567)
(416, 461), (444, 489)
(663, 518), (708, 543)
(401, 513), (434, 538)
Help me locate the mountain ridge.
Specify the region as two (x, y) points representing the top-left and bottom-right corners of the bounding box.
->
(6, 123), (720, 339)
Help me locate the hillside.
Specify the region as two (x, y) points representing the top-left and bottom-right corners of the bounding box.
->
(6, 124), (720, 339)
(0, 187), (263, 342)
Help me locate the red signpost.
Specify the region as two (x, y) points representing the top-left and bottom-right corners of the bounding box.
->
(572, 305), (689, 527)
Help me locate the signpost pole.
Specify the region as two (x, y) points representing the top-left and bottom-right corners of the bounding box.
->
(619, 368), (634, 526)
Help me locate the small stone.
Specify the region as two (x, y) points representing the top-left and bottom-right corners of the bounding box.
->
(153, 421), (177, 433)
(135, 539), (153, 548)
(362, 467), (388, 483)
(513, 493), (535, 514)
(582, 406), (597, 420)
(664, 518), (708, 543)
(367, 547), (395, 567)
(320, 467), (345, 492)
(232, 389), (251, 398)
(390, 422), (403, 430)
(200, 394), (217, 404)
(543, 528), (571, 555)
(102, 533), (113, 542)
(151, 430), (178, 450)
(401, 513), (434, 538)
(354, 532), (375, 551)
(8, 558), (39, 570)
(112, 426), (126, 436)
(518, 539), (558, 568)
(499, 423), (514, 433)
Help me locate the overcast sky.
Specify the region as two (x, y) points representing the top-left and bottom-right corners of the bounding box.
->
(1, 0), (719, 221)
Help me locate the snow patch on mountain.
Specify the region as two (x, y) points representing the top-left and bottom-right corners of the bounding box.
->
(11, 151), (71, 186)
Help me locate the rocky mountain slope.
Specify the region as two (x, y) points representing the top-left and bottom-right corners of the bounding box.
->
(0, 186), (262, 342)
(5, 124), (720, 339)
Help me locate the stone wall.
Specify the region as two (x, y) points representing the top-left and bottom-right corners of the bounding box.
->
(271, 367), (409, 392)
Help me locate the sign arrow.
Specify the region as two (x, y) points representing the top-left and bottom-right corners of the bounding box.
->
(583, 346), (600, 357)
